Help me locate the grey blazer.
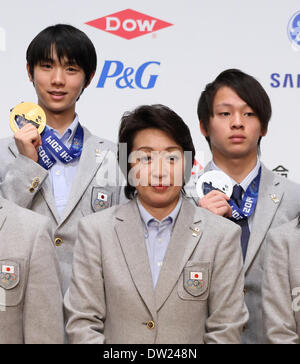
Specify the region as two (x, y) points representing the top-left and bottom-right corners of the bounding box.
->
(0, 127), (123, 294)
(64, 197), (248, 344)
(0, 197), (64, 344)
(242, 164), (300, 343)
(187, 162), (300, 343)
(262, 218), (300, 344)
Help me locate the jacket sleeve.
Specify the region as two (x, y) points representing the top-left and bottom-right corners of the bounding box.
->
(262, 227), (299, 344)
(64, 217), (106, 344)
(23, 216), (64, 344)
(204, 222), (249, 344)
(0, 153), (48, 209)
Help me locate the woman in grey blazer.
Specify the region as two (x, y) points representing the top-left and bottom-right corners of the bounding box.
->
(64, 104), (248, 344)
(262, 218), (300, 343)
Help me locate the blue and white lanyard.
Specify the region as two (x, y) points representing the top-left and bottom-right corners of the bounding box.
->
(37, 123), (84, 170)
(229, 167), (261, 221)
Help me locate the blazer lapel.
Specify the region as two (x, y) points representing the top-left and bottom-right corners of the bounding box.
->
(40, 177), (60, 224)
(8, 139), (18, 159)
(114, 200), (158, 320)
(8, 140), (59, 223)
(155, 199), (203, 311)
(244, 164), (283, 273)
(59, 128), (109, 225)
(0, 198), (7, 232)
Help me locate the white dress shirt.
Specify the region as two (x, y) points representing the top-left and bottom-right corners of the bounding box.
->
(48, 115), (81, 220)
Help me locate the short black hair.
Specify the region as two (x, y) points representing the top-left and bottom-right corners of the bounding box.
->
(26, 24), (97, 87)
(118, 104), (195, 200)
(197, 69), (272, 148)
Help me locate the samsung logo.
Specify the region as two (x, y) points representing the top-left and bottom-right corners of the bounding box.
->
(270, 73), (300, 88)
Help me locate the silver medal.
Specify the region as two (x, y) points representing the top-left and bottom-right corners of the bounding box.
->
(196, 170), (233, 198)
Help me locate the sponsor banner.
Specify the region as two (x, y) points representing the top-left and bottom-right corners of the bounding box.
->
(1, 1), (300, 185)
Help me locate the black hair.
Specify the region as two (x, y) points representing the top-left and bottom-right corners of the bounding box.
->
(118, 104), (195, 200)
(197, 68), (272, 148)
(26, 24), (97, 87)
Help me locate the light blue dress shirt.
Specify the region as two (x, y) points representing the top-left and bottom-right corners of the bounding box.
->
(137, 195), (182, 288)
(48, 115), (80, 220)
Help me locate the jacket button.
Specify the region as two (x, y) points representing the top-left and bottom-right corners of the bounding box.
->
(243, 287), (247, 294)
(146, 320), (155, 330)
(55, 238), (63, 247)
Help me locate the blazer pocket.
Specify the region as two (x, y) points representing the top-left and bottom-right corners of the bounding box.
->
(0, 258), (27, 307)
(178, 261), (210, 301)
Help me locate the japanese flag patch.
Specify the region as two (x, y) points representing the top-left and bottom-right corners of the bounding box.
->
(0, 261), (19, 290)
(2, 265), (15, 274)
(190, 272), (202, 280)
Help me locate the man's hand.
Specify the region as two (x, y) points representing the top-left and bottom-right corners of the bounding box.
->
(199, 190), (232, 217)
(14, 124), (42, 163)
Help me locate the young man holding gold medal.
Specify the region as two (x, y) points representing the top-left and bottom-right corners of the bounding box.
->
(193, 69), (300, 343)
(0, 24), (123, 294)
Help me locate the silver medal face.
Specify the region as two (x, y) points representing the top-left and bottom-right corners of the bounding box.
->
(196, 170), (233, 198)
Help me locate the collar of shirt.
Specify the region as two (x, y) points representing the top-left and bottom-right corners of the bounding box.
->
(209, 158), (261, 192)
(49, 114), (79, 148)
(136, 195), (183, 233)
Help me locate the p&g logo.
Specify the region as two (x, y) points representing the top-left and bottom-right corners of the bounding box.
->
(97, 61), (160, 89)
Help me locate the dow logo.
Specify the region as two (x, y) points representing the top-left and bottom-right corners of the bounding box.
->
(0, 27), (5, 52)
(86, 9), (173, 40)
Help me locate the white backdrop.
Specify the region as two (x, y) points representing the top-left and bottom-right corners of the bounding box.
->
(1, 0), (300, 182)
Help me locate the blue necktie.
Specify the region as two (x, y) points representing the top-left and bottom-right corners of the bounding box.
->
(231, 185), (250, 261)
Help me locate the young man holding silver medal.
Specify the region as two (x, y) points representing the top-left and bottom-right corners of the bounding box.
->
(193, 69), (300, 343)
(0, 24), (123, 294)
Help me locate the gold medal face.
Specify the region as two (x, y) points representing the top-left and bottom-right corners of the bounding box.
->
(9, 102), (46, 134)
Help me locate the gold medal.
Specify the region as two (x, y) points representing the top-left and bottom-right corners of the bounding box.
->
(9, 102), (46, 134)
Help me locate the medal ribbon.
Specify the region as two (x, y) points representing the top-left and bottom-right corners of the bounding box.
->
(229, 167), (261, 221)
(37, 123), (84, 170)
